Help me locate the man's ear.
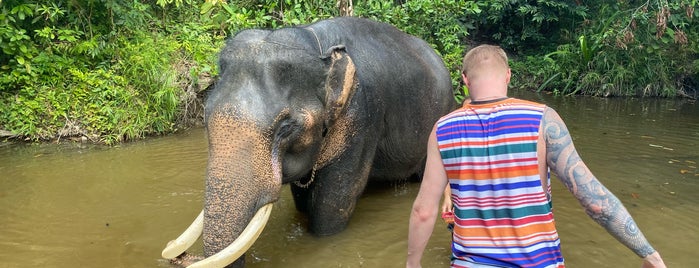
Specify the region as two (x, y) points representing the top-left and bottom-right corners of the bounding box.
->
(461, 72), (469, 86)
(506, 68), (511, 84)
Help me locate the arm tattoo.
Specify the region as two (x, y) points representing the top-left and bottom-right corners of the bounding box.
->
(541, 107), (656, 258)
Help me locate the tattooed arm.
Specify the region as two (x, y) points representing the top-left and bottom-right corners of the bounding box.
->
(541, 107), (666, 267)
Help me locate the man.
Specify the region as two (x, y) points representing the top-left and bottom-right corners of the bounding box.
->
(406, 45), (666, 268)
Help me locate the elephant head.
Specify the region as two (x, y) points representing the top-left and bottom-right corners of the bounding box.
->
(162, 28), (359, 268)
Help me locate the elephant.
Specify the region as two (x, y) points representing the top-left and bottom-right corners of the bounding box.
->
(162, 17), (457, 267)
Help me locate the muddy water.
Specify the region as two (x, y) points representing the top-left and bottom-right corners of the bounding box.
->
(1, 91), (697, 267)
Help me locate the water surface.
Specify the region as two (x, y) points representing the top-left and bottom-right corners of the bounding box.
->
(1, 91), (697, 267)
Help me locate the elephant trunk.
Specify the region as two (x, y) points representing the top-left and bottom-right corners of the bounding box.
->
(163, 108), (282, 268)
(203, 109), (282, 267)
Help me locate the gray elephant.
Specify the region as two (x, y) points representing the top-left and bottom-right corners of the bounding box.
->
(162, 17), (456, 267)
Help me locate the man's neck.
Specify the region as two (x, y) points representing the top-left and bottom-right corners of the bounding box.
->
(468, 96), (509, 105)
(470, 95), (508, 102)
(466, 81), (508, 103)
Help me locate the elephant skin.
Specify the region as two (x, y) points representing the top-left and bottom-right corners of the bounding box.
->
(178, 17), (456, 267)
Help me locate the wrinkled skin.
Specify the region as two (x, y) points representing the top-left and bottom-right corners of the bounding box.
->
(183, 17), (456, 267)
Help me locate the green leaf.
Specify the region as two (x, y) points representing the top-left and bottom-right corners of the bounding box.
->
(222, 3), (235, 15)
(201, 2), (214, 14)
(666, 28), (675, 36)
(660, 36), (670, 44)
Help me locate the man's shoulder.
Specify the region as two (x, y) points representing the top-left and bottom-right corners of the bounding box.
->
(437, 106), (468, 123)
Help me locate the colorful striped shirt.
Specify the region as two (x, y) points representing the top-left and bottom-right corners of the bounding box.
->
(436, 98), (564, 268)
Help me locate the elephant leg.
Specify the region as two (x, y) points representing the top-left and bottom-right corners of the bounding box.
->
(306, 142), (377, 236)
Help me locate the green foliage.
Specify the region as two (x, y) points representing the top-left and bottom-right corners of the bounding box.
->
(464, 0), (588, 53)
(196, 0), (340, 35)
(513, 0), (698, 97)
(2, 0), (697, 143)
(0, 0), (220, 144)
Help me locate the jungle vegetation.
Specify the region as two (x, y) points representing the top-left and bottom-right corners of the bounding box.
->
(1, 0), (697, 144)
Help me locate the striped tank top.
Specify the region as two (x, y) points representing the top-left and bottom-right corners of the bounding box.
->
(436, 98), (564, 268)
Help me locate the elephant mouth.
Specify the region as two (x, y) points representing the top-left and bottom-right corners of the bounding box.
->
(162, 203), (274, 268)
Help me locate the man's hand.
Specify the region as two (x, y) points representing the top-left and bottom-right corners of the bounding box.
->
(441, 185), (453, 214)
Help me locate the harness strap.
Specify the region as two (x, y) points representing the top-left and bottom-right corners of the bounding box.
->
(294, 27), (323, 189)
(306, 27), (323, 57)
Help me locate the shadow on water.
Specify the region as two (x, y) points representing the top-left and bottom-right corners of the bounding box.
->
(0, 90), (697, 267)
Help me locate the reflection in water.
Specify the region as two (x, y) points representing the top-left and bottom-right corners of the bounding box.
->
(0, 91), (697, 267)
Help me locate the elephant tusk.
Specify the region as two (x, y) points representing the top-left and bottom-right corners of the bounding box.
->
(186, 203), (273, 268)
(162, 210), (204, 259)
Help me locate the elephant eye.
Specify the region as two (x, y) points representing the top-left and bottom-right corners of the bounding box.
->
(276, 120), (300, 141)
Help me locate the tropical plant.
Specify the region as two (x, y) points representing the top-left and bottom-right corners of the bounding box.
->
(2, 0), (697, 143)
(513, 0), (698, 97)
(0, 0), (222, 143)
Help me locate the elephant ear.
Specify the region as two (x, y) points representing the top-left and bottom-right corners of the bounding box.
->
(322, 45), (358, 129)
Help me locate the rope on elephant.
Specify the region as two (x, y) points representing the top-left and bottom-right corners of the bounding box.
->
(305, 27), (323, 57)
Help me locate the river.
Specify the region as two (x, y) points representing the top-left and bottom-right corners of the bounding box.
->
(1, 90), (697, 267)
